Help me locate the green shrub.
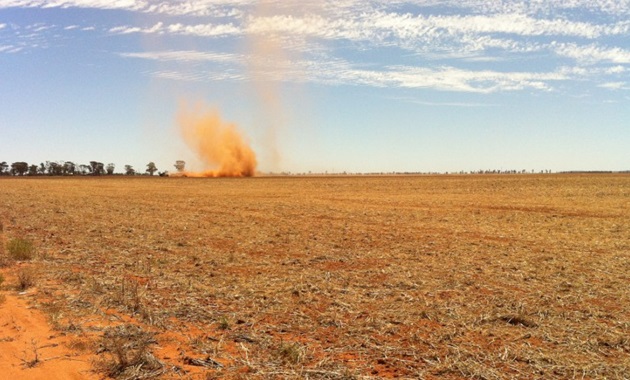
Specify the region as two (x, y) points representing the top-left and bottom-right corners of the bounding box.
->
(7, 238), (35, 261)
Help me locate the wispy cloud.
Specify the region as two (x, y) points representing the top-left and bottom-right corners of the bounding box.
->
(120, 50), (242, 63)
(109, 21), (241, 37)
(108, 12), (630, 43)
(355, 65), (567, 93)
(123, 48), (585, 93)
(4, 0), (630, 94)
(392, 96), (497, 107)
(553, 43), (630, 64)
(598, 81), (628, 90)
(0, 0), (248, 16)
(150, 69), (245, 82)
(0, 44), (23, 53)
(4, 0), (630, 19)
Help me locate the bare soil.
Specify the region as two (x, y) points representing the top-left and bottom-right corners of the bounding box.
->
(0, 174), (629, 379)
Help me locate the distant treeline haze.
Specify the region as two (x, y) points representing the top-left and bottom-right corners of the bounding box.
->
(0, 161), (182, 176)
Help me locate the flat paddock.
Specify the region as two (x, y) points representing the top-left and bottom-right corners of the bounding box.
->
(1, 174), (628, 379)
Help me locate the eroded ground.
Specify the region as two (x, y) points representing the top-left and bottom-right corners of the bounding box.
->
(0, 174), (629, 379)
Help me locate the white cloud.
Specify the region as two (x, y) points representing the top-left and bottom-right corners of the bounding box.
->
(110, 21), (241, 37)
(0, 0), (144, 11)
(109, 25), (142, 34)
(367, 66), (565, 93)
(0, 44), (23, 53)
(242, 10), (629, 44)
(120, 50), (242, 63)
(2, 0), (630, 19)
(104, 10), (629, 65)
(165, 22), (240, 37)
(5, 0), (630, 94)
(598, 82), (627, 90)
(125, 48), (580, 93)
(391, 0), (630, 18)
(554, 43), (630, 64)
(0, 0), (250, 16)
(109, 22), (163, 34)
(150, 69), (246, 82)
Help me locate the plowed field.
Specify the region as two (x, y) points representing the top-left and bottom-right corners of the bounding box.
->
(1, 174), (629, 379)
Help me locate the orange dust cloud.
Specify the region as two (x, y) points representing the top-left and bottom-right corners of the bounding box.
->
(175, 103), (257, 177)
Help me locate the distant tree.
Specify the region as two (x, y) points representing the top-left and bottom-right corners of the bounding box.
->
(10, 162), (29, 176)
(124, 165), (135, 176)
(174, 160), (186, 173)
(0, 161), (8, 175)
(63, 161), (76, 175)
(89, 161), (104, 176)
(38, 163), (47, 175)
(146, 162), (158, 176)
(28, 165), (38, 176)
(158, 171), (169, 177)
(106, 163), (116, 175)
(78, 164), (91, 175)
(47, 161), (63, 176)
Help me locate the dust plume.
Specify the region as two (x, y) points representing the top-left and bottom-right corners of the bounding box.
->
(246, 2), (286, 170)
(245, 0), (316, 170)
(175, 103), (257, 177)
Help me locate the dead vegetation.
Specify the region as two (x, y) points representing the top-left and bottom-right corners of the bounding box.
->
(7, 238), (36, 261)
(95, 324), (164, 379)
(16, 267), (37, 291)
(0, 174), (628, 379)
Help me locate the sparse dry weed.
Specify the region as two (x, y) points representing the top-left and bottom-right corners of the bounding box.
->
(95, 324), (164, 379)
(16, 267), (36, 291)
(7, 237), (35, 261)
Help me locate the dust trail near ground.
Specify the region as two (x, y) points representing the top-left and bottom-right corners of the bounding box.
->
(174, 102), (257, 177)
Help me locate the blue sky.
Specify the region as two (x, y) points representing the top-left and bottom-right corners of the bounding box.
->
(1, 0), (629, 174)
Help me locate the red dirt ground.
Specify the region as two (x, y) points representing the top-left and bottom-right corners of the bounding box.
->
(1, 174), (629, 379)
(0, 267), (97, 379)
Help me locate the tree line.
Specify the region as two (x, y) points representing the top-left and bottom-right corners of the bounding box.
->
(0, 161), (184, 177)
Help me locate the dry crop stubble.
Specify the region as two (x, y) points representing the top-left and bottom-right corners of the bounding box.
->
(0, 174), (628, 379)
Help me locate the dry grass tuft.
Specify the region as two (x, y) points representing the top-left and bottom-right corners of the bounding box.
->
(275, 342), (307, 365)
(95, 324), (164, 379)
(7, 238), (36, 261)
(16, 267), (36, 291)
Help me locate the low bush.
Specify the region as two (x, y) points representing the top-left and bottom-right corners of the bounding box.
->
(95, 324), (164, 379)
(17, 268), (36, 291)
(7, 238), (35, 261)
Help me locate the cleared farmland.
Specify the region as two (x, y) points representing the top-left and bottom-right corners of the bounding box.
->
(1, 174), (629, 379)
